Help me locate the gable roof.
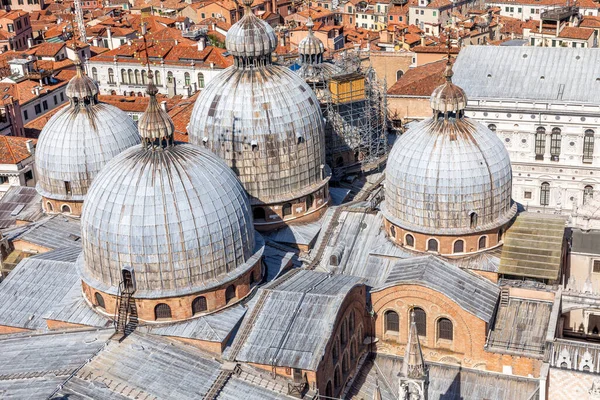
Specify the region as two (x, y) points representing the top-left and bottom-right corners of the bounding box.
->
(387, 60), (447, 96)
(0, 136), (34, 164)
(377, 255), (500, 322)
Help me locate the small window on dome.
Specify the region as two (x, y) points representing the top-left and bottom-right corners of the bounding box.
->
(427, 238), (438, 252)
(297, 136), (304, 145)
(251, 140), (258, 152)
(478, 236), (487, 250)
(154, 303), (172, 320)
(469, 212), (477, 229)
(61, 204), (71, 214)
(390, 225), (396, 238)
(94, 292), (105, 309)
(202, 137), (208, 146)
(405, 234), (415, 248)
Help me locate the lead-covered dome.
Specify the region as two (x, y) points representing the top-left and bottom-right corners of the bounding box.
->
(298, 18), (325, 56)
(189, 1), (328, 205)
(384, 61), (516, 235)
(35, 63), (139, 202)
(225, 0), (276, 60)
(78, 76), (262, 298)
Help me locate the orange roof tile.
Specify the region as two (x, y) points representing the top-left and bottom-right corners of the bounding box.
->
(0, 136), (36, 164)
(388, 59), (447, 96)
(558, 26), (594, 39)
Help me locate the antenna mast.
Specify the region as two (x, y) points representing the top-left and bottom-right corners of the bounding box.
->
(74, 0), (87, 44)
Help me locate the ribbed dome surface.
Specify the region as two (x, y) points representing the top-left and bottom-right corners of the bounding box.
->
(299, 32), (324, 56)
(188, 65), (326, 203)
(430, 62), (468, 114)
(225, 12), (277, 58)
(78, 144), (262, 298)
(384, 117), (515, 234)
(35, 104), (140, 201)
(66, 63), (98, 101)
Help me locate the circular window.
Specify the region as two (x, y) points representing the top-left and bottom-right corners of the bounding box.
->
(582, 117), (587, 122)
(523, 54), (528, 58)
(521, 139), (526, 143)
(555, 116), (560, 120)
(570, 196), (574, 201)
(570, 142), (575, 146)
(576, 55), (581, 60)
(483, 112), (488, 117)
(507, 113), (512, 118)
(531, 115), (536, 119)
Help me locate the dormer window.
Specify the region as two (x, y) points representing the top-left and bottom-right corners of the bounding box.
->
(251, 139), (258, 152)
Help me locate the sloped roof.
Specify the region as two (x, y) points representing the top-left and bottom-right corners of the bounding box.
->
(453, 46), (600, 104)
(378, 255), (500, 322)
(0, 186), (42, 229)
(559, 26), (594, 40)
(7, 214), (81, 250)
(572, 229), (600, 255)
(387, 60), (447, 96)
(499, 212), (566, 280)
(231, 270), (364, 370)
(0, 136), (34, 164)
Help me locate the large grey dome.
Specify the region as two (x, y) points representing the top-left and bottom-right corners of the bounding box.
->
(189, 4), (327, 205)
(35, 96), (140, 201)
(225, 0), (276, 60)
(384, 62), (515, 235)
(78, 143), (262, 298)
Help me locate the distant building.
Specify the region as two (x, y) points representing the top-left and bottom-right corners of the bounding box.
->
(0, 136), (35, 199)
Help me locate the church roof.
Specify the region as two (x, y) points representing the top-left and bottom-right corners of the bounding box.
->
(377, 256), (500, 322)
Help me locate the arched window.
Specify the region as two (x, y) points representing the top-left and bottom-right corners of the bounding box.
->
(154, 71), (161, 85)
(91, 67), (97, 81)
(253, 207), (266, 220)
(306, 194), (314, 210)
(498, 228), (504, 243)
(225, 285), (236, 303)
(584, 129), (595, 163)
(540, 182), (550, 206)
(427, 238), (438, 252)
(396, 69), (403, 81)
(94, 292), (105, 309)
(437, 318), (453, 340)
(584, 185), (594, 204)
(46, 201), (53, 212)
(469, 212), (477, 228)
(198, 72), (205, 88)
(154, 303), (172, 320)
(167, 71), (174, 83)
(141, 70), (147, 85)
(135, 69), (141, 85)
(282, 203), (292, 217)
(413, 307), (426, 336)
(184, 72), (190, 86)
(326, 381), (333, 397)
(405, 234), (415, 247)
(128, 69), (134, 84)
(453, 240), (464, 254)
(121, 69), (127, 84)
(550, 128), (561, 161)
(488, 124), (496, 132)
(390, 225), (396, 238)
(350, 339), (356, 359)
(385, 310), (399, 333)
(342, 352), (349, 373)
(61, 204), (71, 213)
(340, 319), (348, 344)
(478, 236), (487, 250)
(192, 296), (207, 314)
(535, 126), (546, 160)
(332, 339), (339, 360)
(349, 310), (355, 333)
(108, 68), (114, 83)
(334, 366), (341, 388)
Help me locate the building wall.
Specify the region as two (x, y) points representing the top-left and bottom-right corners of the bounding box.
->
(387, 95), (432, 121)
(87, 61), (224, 98)
(0, 155), (35, 198)
(564, 251), (600, 333)
(466, 100), (600, 215)
(371, 283), (542, 378)
(369, 51), (413, 89)
(548, 367), (598, 400)
(21, 86), (68, 125)
(42, 197), (83, 216)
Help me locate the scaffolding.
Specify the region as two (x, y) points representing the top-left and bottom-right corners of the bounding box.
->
(322, 67), (388, 173)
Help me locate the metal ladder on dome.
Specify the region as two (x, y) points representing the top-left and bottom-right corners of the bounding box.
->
(113, 281), (137, 340)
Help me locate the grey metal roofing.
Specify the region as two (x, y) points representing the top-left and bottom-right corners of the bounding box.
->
(349, 354), (539, 400)
(261, 218), (323, 247)
(499, 212), (566, 280)
(0, 328), (112, 398)
(56, 332), (223, 399)
(232, 270), (363, 370)
(378, 255), (500, 322)
(149, 304), (246, 342)
(188, 63), (328, 205)
(453, 46), (600, 104)
(0, 186), (42, 229)
(0, 249), (82, 330)
(225, 6), (277, 58)
(384, 113), (516, 235)
(7, 214), (81, 250)
(35, 100), (140, 201)
(487, 297), (553, 357)
(571, 229), (600, 255)
(79, 143), (263, 298)
(218, 377), (295, 400)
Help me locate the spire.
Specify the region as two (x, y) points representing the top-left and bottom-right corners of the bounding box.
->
(242, 0), (254, 15)
(429, 35), (467, 120)
(65, 57), (99, 108)
(138, 71), (175, 149)
(402, 311), (426, 380)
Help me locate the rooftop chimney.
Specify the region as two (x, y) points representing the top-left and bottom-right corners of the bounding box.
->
(27, 37), (33, 49)
(197, 37), (206, 51)
(160, 101), (167, 112)
(25, 140), (34, 155)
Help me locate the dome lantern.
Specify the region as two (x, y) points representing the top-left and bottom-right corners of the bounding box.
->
(298, 17), (325, 65)
(430, 57), (468, 122)
(137, 71), (175, 149)
(65, 59), (99, 108)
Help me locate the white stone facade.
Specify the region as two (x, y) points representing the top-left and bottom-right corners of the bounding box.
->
(85, 61), (225, 98)
(466, 99), (600, 215)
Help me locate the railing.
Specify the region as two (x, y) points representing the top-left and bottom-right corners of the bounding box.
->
(541, 5), (579, 20)
(549, 338), (600, 374)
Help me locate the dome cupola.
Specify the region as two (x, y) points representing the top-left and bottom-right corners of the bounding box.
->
(78, 73), (263, 319)
(383, 58), (516, 255)
(35, 60), (140, 216)
(298, 18), (325, 60)
(225, 0), (277, 67)
(188, 0), (330, 231)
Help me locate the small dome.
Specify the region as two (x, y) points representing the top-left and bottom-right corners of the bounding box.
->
(35, 96), (140, 201)
(65, 62), (98, 103)
(384, 63), (515, 235)
(188, 65), (326, 204)
(225, 2), (277, 59)
(78, 143), (262, 297)
(298, 18), (324, 56)
(430, 62), (468, 114)
(137, 73), (174, 144)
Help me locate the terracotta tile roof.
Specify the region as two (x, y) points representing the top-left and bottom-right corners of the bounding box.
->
(412, 44), (460, 53)
(581, 15), (600, 28)
(0, 136), (36, 164)
(23, 103), (67, 137)
(558, 26), (594, 40)
(198, 17), (232, 31)
(26, 42), (65, 58)
(168, 92), (200, 141)
(489, 0), (563, 5)
(0, 10), (29, 20)
(98, 94), (180, 113)
(387, 59), (447, 96)
(296, 6), (335, 19)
